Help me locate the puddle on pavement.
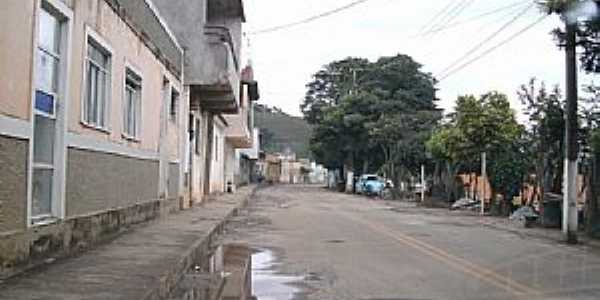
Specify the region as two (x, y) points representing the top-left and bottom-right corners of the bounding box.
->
(252, 249), (303, 300)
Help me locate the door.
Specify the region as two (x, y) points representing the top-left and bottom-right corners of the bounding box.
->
(31, 4), (67, 222)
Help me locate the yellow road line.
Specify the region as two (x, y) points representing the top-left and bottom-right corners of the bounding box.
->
(343, 213), (541, 296)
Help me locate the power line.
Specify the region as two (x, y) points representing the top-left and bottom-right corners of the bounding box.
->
(436, 15), (548, 81)
(248, 0), (373, 35)
(419, 1), (532, 62)
(436, 3), (534, 78)
(430, 0), (477, 34)
(418, 1), (459, 34)
(423, 0), (466, 35)
(419, 0), (530, 36)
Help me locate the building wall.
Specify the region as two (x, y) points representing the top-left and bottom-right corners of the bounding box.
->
(0, 0), (185, 276)
(0, 0), (35, 121)
(151, 0), (207, 85)
(223, 84), (251, 142)
(0, 136), (29, 233)
(224, 141), (236, 191)
(67, 0), (183, 152)
(65, 148), (160, 217)
(186, 111), (208, 204)
(61, 0), (183, 212)
(210, 118), (227, 193)
(239, 128), (260, 160)
(235, 155), (252, 186)
(168, 162), (181, 203)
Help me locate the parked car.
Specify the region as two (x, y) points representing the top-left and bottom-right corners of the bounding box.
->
(355, 174), (386, 197)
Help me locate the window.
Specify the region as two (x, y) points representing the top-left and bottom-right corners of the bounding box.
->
(170, 89), (179, 123)
(195, 118), (201, 155)
(35, 8), (61, 118)
(123, 68), (141, 139)
(83, 35), (111, 129)
(31, 1), (71, 222)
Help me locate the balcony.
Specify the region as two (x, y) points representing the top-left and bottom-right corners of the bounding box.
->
(225, 123), (252, 148)
(224, 99), (252, 148)
(190, 26), (240, 114)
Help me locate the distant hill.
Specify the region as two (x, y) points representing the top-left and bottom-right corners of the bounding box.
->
(254, 104), (312, 158)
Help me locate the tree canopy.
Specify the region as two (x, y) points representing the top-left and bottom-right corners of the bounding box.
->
(427, 92), (526, 201)
(302, 55), (440, 180)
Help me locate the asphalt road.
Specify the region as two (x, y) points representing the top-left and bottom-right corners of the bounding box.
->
(222, 184), (600, 300)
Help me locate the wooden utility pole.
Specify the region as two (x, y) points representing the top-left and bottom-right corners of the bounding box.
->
(563, 22), (579, 244)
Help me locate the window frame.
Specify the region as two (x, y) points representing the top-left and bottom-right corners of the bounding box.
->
(170, 88), (179, 124)
(34, 8), (62, 119)
(122, 64), (143, 141)
(28, 0), (73, 227)
(81, 26), (113, 132)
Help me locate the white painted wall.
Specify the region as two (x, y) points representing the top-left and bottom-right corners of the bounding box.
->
(210, 118), (226, 193)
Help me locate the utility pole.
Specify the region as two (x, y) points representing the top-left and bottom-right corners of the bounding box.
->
(421, 164), (425, 202)
(563, 22), (579, 244)
(349, 68), (364, 95)
(481, 152), (487, 216)
(352, 69), (358, 95)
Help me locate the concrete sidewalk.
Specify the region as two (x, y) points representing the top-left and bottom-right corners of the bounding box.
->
(0, 186), (257, 300)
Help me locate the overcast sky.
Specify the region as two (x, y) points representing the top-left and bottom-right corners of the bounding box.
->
(242, 0), (596, 119)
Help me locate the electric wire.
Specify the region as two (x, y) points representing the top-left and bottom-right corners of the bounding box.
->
(436, 15), (548, 81)
(429, 0), (477, 35)
(419, 0), (531, 37)
(248, 0), (373, 35)
(425, 0), (468, 35)
(436, 3), (535, 78)
(429, 0), (474, 35)
(418, 1), (460, 34)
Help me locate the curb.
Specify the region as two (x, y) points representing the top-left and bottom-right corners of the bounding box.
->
(142, 185), (258, 300)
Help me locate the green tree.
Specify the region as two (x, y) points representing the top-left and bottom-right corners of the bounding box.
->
(517, 78), (565, 199)
(427, 92), (524, 208)
(426, 125), (465, 201)
(301, 58), (370, 124)
(580, 83), (600, 235)
(305, 54), (438, 185)
(369, 110), (440, 184)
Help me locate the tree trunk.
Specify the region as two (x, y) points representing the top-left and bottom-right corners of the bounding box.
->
(535, 150), (545, 220)
(552, 144), (564, 194)
(587, 153), (600, 237)
(434, 161), (441, 186)
(444, 162), (459, 203)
